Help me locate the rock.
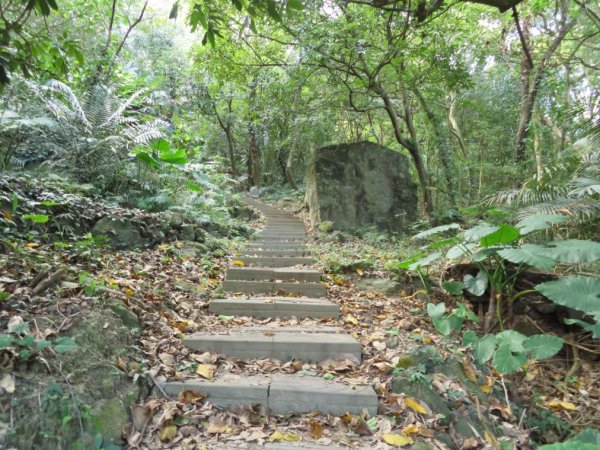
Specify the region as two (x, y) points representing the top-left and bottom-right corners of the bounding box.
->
(169, 213), (185, 229)
(392, 352), (500, 443)
(174, 279), (207, 299)
(109, 299), (140, 329)
(305, 141), (417, 230)
(179, 224), (196, 241)
(232, 205), (255, 220)
(319, 221), (334, 233)
(356, 278), (402, 295)
(178, 241), (210, 258)
(91, 398), (128, 446)
(91, 216), (145, 250)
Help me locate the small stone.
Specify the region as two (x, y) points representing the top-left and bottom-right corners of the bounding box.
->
(179, 224), (196, 241)
(356, 278), (402, 295)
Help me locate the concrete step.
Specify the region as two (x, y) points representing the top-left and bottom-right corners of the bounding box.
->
(242, 249), (307, 257)
(183, 328), (361, 362)
(239, 256), (315, 267)
(223, 280), (326, 297)
(161, 374), (377, 416)
(246, 243), (306, 251)
(226, 267), (321, 282)
(258, 232), (306, 238)
(209, 296), (339, 319)
(254, 236), (306, 242)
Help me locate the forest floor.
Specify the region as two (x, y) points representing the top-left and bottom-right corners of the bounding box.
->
(1, 188), (599, 449)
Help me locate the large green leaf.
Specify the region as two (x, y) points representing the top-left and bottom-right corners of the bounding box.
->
(426, 303), (446, 319)
(408, 252), (442, 271)
(432, 316), (463, 336)
(473, 334), (496, 364)
(536, 277), (600, 315)
(480, 224), (520, 247)
(463, 270), (488, 296)
(517, 214), (569, 235)
(564, 318), (600, 339)
(22, 214), (49, 223)
(412, 223), (460, 240)
(442, 281), (464, 296)
(495, 330), (527, 352)
(446, 243), (476, 259)
(523, 334), (563, 360)
(498, 244), (556, 270)
(463, 223), (499, 242)
(542, 240), (600, 264)
(159, 148), (187, 165)
(492, 343), (527, 374)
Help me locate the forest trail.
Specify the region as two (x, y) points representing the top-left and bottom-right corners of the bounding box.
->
(161, 196), (378, 447)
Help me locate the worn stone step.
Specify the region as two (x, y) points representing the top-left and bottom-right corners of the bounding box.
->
(183, 328), (361, 362)
(246, 243), (306, 251)
(209, 296), (339, 319)
(226, 267), (321, 282)
(239, 256), (315, 267)
(242, 249), (307, 257)
(254, 236), (306, 242)
(161, 374), (377, 416)
(223, 280), (326, 297)
(258, 232), (306, 238)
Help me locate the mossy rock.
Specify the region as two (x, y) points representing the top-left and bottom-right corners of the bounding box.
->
(356, 278), (402, 295)
(319, 221), (334, 233)
(91, 398), (128, 446)
(109, 299), (140, 329)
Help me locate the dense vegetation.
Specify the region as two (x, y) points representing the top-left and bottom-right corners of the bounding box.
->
(0, 0), (598, 449)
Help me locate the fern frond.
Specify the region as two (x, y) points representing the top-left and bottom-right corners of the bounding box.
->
(102, 89), (147, 128)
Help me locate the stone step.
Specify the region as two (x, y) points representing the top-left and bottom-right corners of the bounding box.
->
(239, 256), (315, 267)
(246, 243), (306, 251)
(226, 267), (321, 282)
(183, 328), (361, 362)
(258, 232), (306, 238)
(223, 280), (326, 297)
(161, 374), (377, 416)
(254, 236), (306, 242)
(209, 296), (339, 319)
(242, 249), (307, 257)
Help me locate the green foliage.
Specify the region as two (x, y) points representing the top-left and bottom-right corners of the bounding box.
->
(462, 330), (563, 375)
(426, 302), (478, 336)
(538, 428), (600, 450)
(0, 330), (78, 361)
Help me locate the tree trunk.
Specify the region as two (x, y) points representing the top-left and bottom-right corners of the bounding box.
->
(514, 7), (574, 161)
(248, 124), (260, 187)
(447, 92), (475, 200)
(375, 82), (433, 217)
(414, 88), (456, 207)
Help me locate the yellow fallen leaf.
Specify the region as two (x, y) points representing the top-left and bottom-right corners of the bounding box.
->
(309, 420), (324, 439)
(404, 396), (427, 415)
(383, 433), (414, 447)
(401, 424), (420, 435)
(480, 384), (492, 394)
(356, 268), (364, 276)
(484, 431), (497, 446)
(107, 278), (118, 286)
(269, 430), (300, 442)
(159, 424), (177, 442)
(25, 242), (39, 248)
(422, 336), (433, 344)
(547, 400), (577, 411)
(196, 364), (216, 380)
(462, 357), (477, 384)
(345, 314), (359, 325)
(208, 278), (220, 285)
(158, 244), (170, 251)
(123, 287), (135, 296)
(207, 421), (231, 434)
(233, 260), (246, 267)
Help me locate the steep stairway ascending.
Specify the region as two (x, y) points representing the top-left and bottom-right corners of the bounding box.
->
(161, 196), (378, 417)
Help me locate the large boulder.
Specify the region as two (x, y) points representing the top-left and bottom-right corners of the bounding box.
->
(305, 141), (417, 230)
(91, 216), (145, 250)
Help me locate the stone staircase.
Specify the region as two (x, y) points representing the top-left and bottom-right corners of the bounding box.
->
(161, 196), (378, 423)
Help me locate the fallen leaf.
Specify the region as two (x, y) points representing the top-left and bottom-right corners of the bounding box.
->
(115, 356), (128, 372)
(309, 420), (324, 439)
(382, 433), (413, 447)
(131, 404), (152, 431)
(356, 268), (364, 276)
(269, 430), (301, 442)
(158, 352), (175, 365)
(207, 420), (230, 434)
(350, 418), (372, 436)
(232, 260), (246, 267)
(547, 400), (577, 411)
(462, 357), (478, 384)
(0, 373), (15, 393)
(7, 316), (25, 334)
(178, 390), (205, 404)
(196, 364), (216, 380)
(404, 396), (428, 415)
(159, 424), (177, 442)
(401, 424), (420, 435)
(345, 314), (358, 325)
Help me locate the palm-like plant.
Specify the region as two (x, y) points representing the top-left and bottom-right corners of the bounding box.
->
(486, 119), (600, 224)
(31, 80), (166, 187)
